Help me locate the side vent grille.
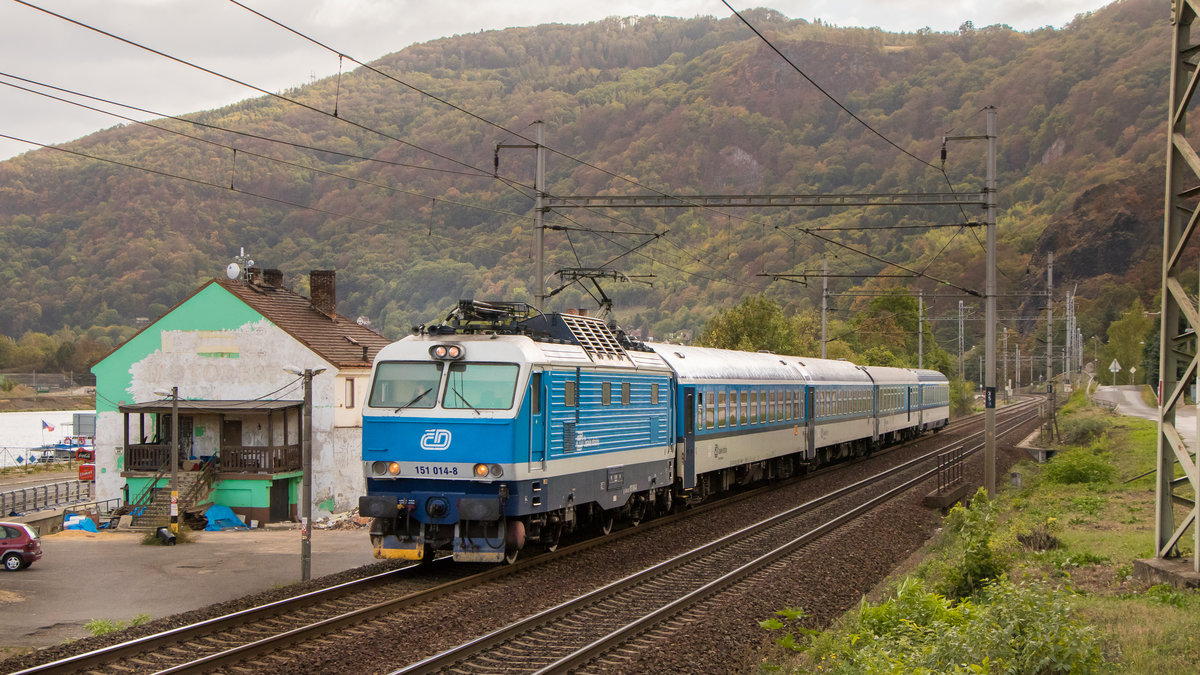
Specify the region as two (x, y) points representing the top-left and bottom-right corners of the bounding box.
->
(563, 422), (576, 453)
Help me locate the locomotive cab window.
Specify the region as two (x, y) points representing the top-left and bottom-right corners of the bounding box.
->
(443, 363), (519, 410)
(369, 361), (444, 409)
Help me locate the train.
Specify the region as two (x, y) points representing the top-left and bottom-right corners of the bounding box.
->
(358, 301), (949, 563)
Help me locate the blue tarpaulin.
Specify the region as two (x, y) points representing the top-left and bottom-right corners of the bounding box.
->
(203, 504), (248, 531)
(64, 514), (99, 532)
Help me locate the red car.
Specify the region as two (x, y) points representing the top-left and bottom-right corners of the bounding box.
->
(0, 522), (43, 571)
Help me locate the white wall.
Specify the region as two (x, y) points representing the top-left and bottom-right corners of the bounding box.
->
(95, 319), (366, 518)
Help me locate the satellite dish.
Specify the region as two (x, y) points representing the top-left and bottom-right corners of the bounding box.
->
(226, 262), (241, 280)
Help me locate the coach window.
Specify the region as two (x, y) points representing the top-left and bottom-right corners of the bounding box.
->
(740, 391), (749, 424)
(707, 392), (715, 429)
(622, 382), (631, 405)
(717, 391), (727, 427)
(696, 392), (704, 431)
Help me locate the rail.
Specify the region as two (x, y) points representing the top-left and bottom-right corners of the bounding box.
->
(0, 480), (93, 516)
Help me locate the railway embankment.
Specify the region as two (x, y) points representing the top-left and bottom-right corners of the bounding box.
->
(759, 387), (1200, 673)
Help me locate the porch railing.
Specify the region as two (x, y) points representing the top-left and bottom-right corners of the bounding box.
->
(124, 444), (300, 474)
(221, 445), (301, 473)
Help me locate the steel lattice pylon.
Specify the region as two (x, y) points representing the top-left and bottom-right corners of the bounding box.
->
(1158, 1), (1200, 572)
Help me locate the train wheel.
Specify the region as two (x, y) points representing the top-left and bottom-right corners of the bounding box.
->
(542, 523), (563, 553)
(599, 510), (615, 535)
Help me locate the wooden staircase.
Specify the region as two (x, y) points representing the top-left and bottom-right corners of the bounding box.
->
(129, 464), (215, 530)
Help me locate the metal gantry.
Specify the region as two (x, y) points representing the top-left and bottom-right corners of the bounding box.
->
(1157, 1), (1200, 573)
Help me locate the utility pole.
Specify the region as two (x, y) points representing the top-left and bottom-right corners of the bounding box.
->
(1016, 343), (1021, 391)
(300, 369), (313, 581)
(534, 121), (545, 307)
(170, 386), (178, 535)
(1003, 326), (1008, 401)
(821, 258), (828, 359)
(958, 300), (965, 377)
(1047, 252), (1054, 388)
(285, 366), (325, 581)
(497, 121), (547, 308)
(947, 106), (998, 496)
(918, 291), (924, 369)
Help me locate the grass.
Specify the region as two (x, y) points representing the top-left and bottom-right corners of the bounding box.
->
(757, 387), (1200, 674)
(84, 614), (151, 637)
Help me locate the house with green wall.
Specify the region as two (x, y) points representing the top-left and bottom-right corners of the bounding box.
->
(91, 269), (391, 525)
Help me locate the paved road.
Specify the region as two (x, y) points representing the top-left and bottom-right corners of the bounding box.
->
(0, 527), (379, 649)
(1091, 383), (1197, 448)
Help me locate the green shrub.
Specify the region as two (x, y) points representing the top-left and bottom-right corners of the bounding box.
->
(936, 489), (1006, 600)
(1043, 447), (1116, 485)
(1057, 414), (1109, 445)
(1145, 583), (1187, 608)
(763, 578), (1103, 673)
(764, 578), (1102, 674)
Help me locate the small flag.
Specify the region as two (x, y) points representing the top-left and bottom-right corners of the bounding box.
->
(41, 420), (54, 432)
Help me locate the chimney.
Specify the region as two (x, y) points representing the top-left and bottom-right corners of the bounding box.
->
(246, 266), (262, 285)
(310, 270), (336, 316)
(263, 269), (284, 288)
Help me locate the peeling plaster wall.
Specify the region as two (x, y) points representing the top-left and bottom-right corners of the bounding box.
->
(91, 284), (364, 517)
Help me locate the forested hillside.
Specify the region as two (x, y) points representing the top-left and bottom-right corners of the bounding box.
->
(0, 0), (1172, 377)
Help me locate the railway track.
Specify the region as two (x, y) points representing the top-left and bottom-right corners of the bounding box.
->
(12, 400), (1040, 674)
(397, 402), (1039, 674)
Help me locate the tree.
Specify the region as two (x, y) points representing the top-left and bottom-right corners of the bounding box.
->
(1105, 297), (1154, 385)
(698, 294), (809, 355)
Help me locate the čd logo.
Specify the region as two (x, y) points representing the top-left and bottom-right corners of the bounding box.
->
(420, 429), (452, 450)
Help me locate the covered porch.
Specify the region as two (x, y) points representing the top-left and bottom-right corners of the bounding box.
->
(118, 399), (304, 475)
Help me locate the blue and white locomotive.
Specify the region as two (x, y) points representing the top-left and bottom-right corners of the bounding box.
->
(358, 301), (949, 563)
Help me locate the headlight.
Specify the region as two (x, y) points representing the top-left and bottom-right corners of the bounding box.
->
(473, 463), (490, 477)
(371, 461), (387, 475)
(430, 344), (464, 360)
(489, 464), (503, 477)
(388, 462), (401, 475)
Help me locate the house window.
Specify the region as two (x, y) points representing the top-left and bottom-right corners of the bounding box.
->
(345, 378), (355, 409)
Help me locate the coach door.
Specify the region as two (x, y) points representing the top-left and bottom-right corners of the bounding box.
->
(805, 387), (816, 460)
(529, 371), (547, 471)
(907, 386), (916, 422)
(682, 387), (696, 489)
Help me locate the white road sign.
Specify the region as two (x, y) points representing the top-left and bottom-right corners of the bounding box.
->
(1109, 359), (1121, 373)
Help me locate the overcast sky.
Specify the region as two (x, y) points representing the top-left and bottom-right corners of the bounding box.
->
(0, 0), (1114, 162)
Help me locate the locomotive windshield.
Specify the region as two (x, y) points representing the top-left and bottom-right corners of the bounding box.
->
(443, 363), (519, 410)
(369, 362), (444, 409)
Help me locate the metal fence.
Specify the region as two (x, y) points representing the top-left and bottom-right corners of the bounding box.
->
(1, 480), (93, 516)
(936, 445), (966, 495)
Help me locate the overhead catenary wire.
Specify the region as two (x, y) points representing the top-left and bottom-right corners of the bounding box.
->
(0, 75), (538, 224)
(13, 0), (501, 181)
(0, 132), (516, 259)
